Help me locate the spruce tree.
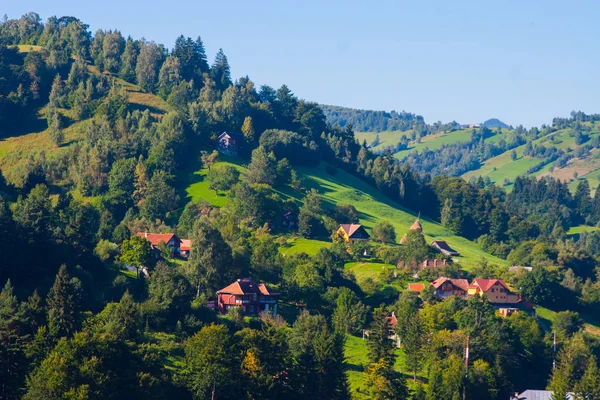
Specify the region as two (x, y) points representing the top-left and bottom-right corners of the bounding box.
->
(403, 314), (424, 381)
(0, 280), (27, 400)
(590, 184), (600, 225)
(574, 355), (600, 400)
(367, 306), (396, 366)
(46, 265), (78, 338)
(211, 48), (231, 91)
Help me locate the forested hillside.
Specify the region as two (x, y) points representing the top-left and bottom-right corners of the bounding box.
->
(2, 12), (600, 400)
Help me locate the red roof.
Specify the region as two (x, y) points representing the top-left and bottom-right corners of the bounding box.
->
(180, 239), (191, 251)
(388, 312), (398, 328)
(408, 283), (425, 292)
(136, 232), (178, 246)
(217, 278), (279, 296)
(431, 277), (469, 291)
(469, 279), (510, 292)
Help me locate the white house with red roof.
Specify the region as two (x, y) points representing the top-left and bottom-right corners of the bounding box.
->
(216, 277), (279, 315)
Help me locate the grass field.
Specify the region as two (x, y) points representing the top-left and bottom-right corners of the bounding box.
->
(535, 306), (600, 336)
(393, 129), (474, 160)
(280, 237), (332, 256)
(354, 130), (412, 151)
(180, 154), (247, 206)
(345, 334), (425, 399)
(180, 157), (506, 269)
(463, 125), (600, 191)
(293, 163), (508, 269)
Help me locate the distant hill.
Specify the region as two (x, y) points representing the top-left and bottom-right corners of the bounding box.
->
(319, 104), (426, 133)
(482, 118), (509, 129)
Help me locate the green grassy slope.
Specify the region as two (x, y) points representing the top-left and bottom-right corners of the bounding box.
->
(393, 129), (474, 160)
(294, 163), (508, 268)
(354, 130), (412, 151)
(463, 123), (600, 190)
(183, 157), (508, 269)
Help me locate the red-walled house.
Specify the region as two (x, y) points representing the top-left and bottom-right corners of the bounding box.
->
(216, 278), (279, 315)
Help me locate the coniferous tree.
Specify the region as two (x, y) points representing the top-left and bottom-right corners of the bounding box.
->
(211, 48), (231, 91)
(119, 37), (138, 82)
(46, 265), (78, 338)
(185, 217), (234, 296)
(574, 355), (600, 400)
(574, 180), (592, 223)
(590, 184), (600, 225)
(367, 306), (395, 366)
(0, 280), (27, 400)
(403, 314), (424, 381)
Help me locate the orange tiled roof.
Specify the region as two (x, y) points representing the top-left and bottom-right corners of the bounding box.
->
(180, 239), (191, 251)
(136, 232), (177, 246)
(217, 278), (279, 296)
(408, 283), (425, 292)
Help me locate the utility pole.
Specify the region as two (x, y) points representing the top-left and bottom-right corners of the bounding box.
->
(553, 331), (557, 370)
(463, 335), (469, 400)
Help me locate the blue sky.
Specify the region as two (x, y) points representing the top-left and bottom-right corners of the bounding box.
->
(5, 0), (600, 127)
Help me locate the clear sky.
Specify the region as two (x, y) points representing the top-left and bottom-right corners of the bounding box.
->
(5, 0), (600, 127)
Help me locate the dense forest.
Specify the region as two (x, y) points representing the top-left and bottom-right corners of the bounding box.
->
(1, 12), (600, 400)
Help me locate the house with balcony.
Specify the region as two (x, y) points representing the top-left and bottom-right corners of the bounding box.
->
(216, 277), (279, 315)
(431, 277), (469, 299)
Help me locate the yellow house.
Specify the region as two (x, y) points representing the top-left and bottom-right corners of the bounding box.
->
(336, 224), (370, 244)
(467, 279), (519, 304)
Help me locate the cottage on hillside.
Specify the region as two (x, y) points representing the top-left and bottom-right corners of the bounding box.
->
(336, 224), (370, 244)
(431, 240), (460, 256)
(431, 277), (469, 299)
(467, 279), (519, 304)
(216, 277), (279, 315)
(218, 131), (243, 156)
(136, 232), (183, 257)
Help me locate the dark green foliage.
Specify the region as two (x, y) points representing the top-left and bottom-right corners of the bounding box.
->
(211, 48), (231, 91)
(185, 217), (234, 296)
(288, 311), (349, 399)
(181, 324), (240, 398)
(140, 170), (177, 221)
(46, 265), (79, 338)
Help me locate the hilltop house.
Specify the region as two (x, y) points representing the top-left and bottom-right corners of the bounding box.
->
(336, 224), (370, 244)
(431, 240), (460, 256)
(400, 217), (423, 244)
(136, 232), (183, 257)
(218, 131), (243, 156)
(467, 279), (520, 304)
(431, 277), (469, 298)
(216, 278), (279, 315)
